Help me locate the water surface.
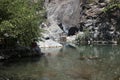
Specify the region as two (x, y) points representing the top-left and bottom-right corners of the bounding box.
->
(0, 45), (120, 80)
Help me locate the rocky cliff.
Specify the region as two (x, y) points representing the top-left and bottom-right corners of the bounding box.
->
(42, 0), (120, 44)
(45, 0), (80, 30)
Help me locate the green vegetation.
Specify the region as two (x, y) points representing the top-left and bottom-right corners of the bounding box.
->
(75, 29), (91, 45)
(103, 0), (120, 13)
(0, 0), (45, 46)
(103, 4), (120, 13)
(102, 1), (120, 43)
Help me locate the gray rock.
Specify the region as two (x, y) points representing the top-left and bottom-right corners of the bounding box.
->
(43, 0), (120, 44)
(38, 39), (63, 48)
(45, 0), (81, 29)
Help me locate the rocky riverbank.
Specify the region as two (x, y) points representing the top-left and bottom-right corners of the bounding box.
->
(0, 46), (44, 61)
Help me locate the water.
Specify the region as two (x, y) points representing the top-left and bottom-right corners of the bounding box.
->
(0, 45), (120, 80)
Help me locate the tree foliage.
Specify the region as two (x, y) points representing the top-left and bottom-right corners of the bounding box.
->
(0, 0), (45, 46)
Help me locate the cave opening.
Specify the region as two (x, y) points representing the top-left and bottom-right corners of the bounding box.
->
(68, 27), (79, 36)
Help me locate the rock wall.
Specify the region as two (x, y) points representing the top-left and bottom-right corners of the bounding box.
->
(43, 0), (120, 44)
(44, 0), (112, 33)
(44, 0), (81, 32)
(78, 2), (120, 42)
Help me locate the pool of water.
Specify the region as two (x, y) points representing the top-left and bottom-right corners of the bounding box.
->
(0, 45), (120, 80)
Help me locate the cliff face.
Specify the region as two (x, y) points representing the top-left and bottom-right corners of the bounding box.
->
(43, 0), (120, 43)
(78, 3), (120, 43)
(45, 0), (80, 32)
(44, 0), (110, 29)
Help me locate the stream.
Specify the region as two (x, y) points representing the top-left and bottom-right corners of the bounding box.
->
(0, 45), (120, 80)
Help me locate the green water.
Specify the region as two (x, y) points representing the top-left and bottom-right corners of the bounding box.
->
(0, 45), (120, 80)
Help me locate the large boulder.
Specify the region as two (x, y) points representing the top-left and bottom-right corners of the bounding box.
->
(41, 21), (63, 41)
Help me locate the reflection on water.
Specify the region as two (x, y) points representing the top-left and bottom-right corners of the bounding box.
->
(0, 45), (120, 80)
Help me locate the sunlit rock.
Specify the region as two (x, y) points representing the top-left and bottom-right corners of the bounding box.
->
(45, 0), (81, 30)
(38, 39), (63, 48)
(66, 35), (76, 43)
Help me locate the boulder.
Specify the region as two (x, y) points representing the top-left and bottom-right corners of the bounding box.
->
(41, 20), (63, 41)
(66, 35), (76, 43)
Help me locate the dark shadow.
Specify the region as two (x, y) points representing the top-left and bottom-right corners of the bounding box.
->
(68, 27), (79, 36)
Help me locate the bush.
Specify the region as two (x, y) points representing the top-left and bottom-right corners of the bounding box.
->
(0, 0), (45, 46)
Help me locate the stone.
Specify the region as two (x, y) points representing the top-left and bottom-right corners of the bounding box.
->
(38, 39), (63, 48)
(66, 35), (76, 42)
(43, 0), (120, 44)
(45, 0), (81, 30)
(41, 19), (63, 41)
(98, 3), (107, 8)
